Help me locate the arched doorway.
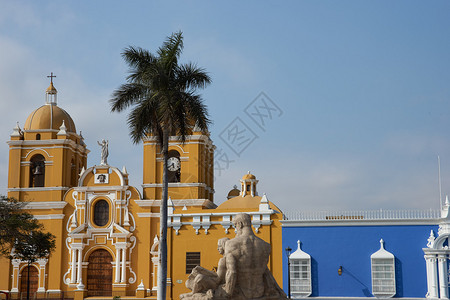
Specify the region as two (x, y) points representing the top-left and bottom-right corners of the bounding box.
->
(20, 265), (39, 298)
(87, 249), (113, 296)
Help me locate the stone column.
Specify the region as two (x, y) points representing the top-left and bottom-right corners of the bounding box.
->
(425, 254), (439, 298)
(438, 254), (448, 299)
(115, 248), (121, 283)
(10, 259), (21, 293)
(37, 258), (48, 293)
(121, 247), (126, 283)
(77, 249), (83, 283)
(71, 249), (77, 283)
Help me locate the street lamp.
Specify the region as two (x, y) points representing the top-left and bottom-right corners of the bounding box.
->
(285, 246), (292, 299)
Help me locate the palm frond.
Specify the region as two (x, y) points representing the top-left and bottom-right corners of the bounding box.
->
(110, 83), (147, 112)
(175, 63), (212, 91)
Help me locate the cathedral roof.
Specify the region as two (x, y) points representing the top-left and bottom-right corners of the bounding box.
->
(24, 103), (76, 133)
(217, 194), (281, 212)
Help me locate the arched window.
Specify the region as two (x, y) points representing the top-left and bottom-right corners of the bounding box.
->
(168, 150), (181, 183)
(36, 134), (41, 140)
(371, 239), (396, 298)
(288, 240), (312, 297)
(93, 200), (109, 227)
(29, 154), (45, 187)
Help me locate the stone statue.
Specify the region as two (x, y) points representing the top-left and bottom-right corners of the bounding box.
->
(97, 139), (108, 165)
(180, 213), (287, 300)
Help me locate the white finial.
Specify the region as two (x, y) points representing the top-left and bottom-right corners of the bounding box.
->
(79, 166), (85, 177)
(259, 194), (270, 212)
(11, 122), (23, 137)
(57, 120), (67, 135)
(248, 171), (251, 174)
(182, 205), (187, 211)
(71, 211), (77, 228)
(380, 239), (385, 249)
(297, 240), (301, 250)
(137, 279), (145, 290)
(446, 195), (449, 206)
(427, 230), (435, 248)
(122, 165), (128, 175)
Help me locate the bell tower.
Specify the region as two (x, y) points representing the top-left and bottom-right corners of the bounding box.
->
(142, 129), (215, 207)
(7, 75), (89, 202)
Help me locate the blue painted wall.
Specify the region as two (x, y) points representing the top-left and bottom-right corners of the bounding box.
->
(282, 224), (438, 298)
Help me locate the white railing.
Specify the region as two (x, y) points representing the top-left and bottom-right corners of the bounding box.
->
(283, 208), (441, 221)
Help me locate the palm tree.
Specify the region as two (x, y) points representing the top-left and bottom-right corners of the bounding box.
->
(110, 31), (211, 300)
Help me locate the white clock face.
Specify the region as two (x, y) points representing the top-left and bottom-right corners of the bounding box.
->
(167, 157), (181, 172)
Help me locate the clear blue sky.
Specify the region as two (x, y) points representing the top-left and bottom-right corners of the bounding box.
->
(1, 1), (449, 212)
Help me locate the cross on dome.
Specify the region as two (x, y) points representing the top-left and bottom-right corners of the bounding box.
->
(45, 72), (58, 104)
(47, 72), (56, 84)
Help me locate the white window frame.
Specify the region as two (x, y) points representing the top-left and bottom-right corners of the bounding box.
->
(371, 239), (396, 298)
(289, 240), (312, 297)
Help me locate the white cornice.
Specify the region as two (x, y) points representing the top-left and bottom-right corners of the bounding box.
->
(8, 187), (70, 192)
(74, 185), (129, 192)
(24, 202), (67, 209)
(134, 199), (216, 208)
(142, 183), (208, 188)
(34, 214), (65, 220)
(281, 219), (440, 227)
(137, 213), (161, 218)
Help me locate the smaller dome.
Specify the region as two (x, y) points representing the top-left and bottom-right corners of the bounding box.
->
(242, 171), (256, 180)
(46, 82), (57, 94)
(227, 185), (240, 199)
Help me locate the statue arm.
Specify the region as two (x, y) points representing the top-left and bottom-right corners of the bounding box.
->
(225, 253), (237, 296)
(216, 257), (226, 284)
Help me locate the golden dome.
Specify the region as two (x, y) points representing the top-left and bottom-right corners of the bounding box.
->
(227, 185), (240, 199)
(242, 171), (256, 180)
(46, 82), (57, 94)
(217, 194), (282, 212)
(24, 104), (76, 133)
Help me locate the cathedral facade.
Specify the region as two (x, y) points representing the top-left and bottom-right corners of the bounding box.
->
(0, 81), (284, 299)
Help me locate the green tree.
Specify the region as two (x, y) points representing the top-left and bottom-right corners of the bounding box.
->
(110, 31), (211, 300)
(0, 196), (56, 300)
(12, 231), (56, 300)
(0, 196), (42, 256)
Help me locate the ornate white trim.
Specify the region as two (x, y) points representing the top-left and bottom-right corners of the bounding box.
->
(142, 182), (207, 188)
(134, 199), (216, 208)
(34, 214), (65, 220)
(8, 187), (70, 192)
(24, 202), (67, 209)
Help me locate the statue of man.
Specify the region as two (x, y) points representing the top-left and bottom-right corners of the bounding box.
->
(223, 213), (272, 299)
(180, 213), (286, 300)
(181, 238), (229, 299)
(97, 139), (109, 165)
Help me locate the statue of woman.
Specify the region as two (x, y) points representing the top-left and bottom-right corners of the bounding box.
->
(97, 139), (109, 165)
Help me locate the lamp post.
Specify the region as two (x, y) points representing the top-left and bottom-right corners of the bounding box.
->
(285, 246), (292, 299)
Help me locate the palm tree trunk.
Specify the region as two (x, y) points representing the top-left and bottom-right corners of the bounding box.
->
(157, 130), (169, 300)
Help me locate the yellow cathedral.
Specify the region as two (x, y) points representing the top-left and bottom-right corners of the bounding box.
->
(0, 80), (284, 300)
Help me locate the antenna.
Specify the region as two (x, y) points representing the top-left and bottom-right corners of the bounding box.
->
(438, 156), (442, 211)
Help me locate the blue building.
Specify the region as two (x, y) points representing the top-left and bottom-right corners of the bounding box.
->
(282, 202), (450, 299)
